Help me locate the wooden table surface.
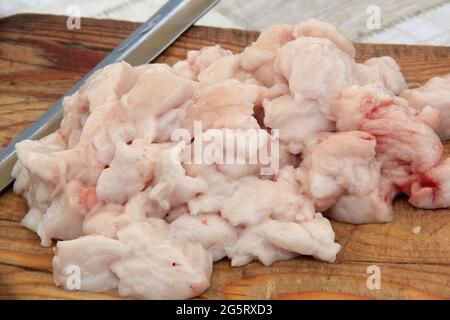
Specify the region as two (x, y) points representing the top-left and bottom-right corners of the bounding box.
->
(0, 14), (449, 300)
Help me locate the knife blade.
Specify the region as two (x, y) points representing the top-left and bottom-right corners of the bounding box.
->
(0, 0), (220, 192)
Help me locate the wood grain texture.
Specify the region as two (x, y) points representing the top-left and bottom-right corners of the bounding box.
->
(0, 14), (449, 300)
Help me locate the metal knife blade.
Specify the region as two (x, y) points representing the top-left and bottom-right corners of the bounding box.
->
(0, 0), (220, 192)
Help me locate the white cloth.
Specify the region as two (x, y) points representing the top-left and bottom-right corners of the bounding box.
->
(1, 0), (449, 45)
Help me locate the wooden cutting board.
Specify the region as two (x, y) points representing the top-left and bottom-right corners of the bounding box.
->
(0, 14), (449, 300)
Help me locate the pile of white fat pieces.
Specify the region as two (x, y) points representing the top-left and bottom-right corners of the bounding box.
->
(12, 19), (450, 299)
